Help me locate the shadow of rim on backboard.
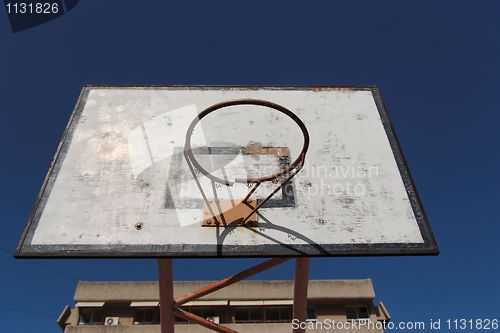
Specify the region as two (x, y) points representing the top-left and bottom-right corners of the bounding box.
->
(215, 213), (330, 256)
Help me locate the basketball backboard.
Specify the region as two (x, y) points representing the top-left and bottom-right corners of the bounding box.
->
(16, 85), (438, 257)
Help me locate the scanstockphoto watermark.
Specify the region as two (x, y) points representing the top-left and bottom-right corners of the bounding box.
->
(290, 178), (369, 198)
(305, 163), (381, 180)
(292, 319), (397, 331)
(292, 318), (499, 331)
(247, 161), (381, 180)
(284, 162), (381, 198)
(189, 155), (382, 198)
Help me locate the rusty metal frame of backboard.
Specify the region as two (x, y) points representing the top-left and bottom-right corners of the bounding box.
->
(15, 85), (439, 258)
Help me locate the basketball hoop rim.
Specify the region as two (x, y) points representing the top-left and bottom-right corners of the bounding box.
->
(184, 99), (310, 186)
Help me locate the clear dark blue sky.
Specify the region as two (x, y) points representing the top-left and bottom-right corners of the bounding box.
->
(1, 1), (499, 332)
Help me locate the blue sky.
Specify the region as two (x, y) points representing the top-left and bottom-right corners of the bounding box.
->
(1, 1), (499, 332)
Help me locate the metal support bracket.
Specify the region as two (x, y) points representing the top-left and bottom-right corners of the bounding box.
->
(158, 257), (310, 333)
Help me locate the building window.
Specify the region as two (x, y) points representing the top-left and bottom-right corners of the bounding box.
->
(174, 315), (189, 324)
(276, 307), (292, 322)
(188, 307), (215, 319)
(235, 307), (263, 323)
(78, 308), (104, 325)
(346, 306), (369, 320)
(263, 306), (292, 323)
(307, 307), (317, 320)
(249, 307), (263, 322)
(235, 306), (294, 323)
(265, 307), (280, 322)
(134, 308), (160, 325)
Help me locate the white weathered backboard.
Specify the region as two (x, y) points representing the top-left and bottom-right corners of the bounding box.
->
(16, 86), (438, 257)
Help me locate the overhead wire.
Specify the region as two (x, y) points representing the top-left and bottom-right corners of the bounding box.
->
(0, 246), (79, 281)
(0, 245), (77, 318)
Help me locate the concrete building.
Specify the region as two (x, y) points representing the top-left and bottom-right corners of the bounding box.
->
(57, 280), (390, 333)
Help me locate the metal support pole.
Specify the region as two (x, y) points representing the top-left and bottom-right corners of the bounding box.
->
(292, 257), (310, 333)
(157, 257), (299, 333)
(158, 258), (175, 333)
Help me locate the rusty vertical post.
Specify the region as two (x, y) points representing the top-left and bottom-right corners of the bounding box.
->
(158, 258), (175, 333)
(292, 257), (310, 333)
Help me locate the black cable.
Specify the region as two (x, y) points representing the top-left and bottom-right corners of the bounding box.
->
(0, 246), (79, 281)
(0, 305), (55, 318)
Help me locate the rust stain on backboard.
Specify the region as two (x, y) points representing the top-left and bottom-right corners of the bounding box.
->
(242, 145), (290, 157)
